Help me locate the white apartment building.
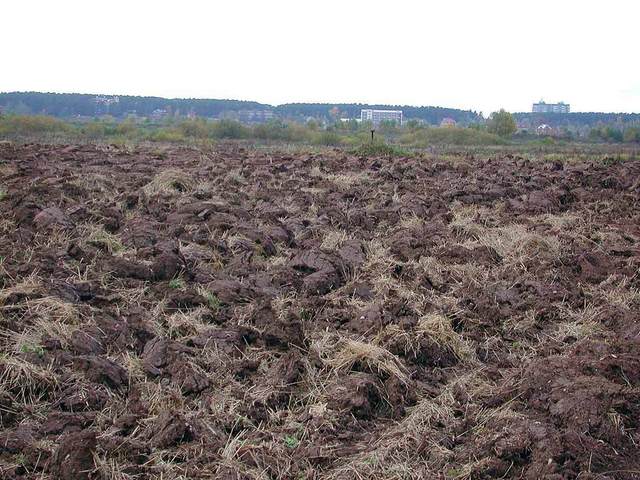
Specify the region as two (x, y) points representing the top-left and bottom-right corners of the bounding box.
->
(360, 109), (403, 125)
(532, 101), (570, 113)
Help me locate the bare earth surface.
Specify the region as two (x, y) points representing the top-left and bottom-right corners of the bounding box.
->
(0, 142), (639, 479)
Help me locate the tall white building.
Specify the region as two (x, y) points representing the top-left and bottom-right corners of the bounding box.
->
(532, 101), (570, 113)
(360, 109), (403, 125)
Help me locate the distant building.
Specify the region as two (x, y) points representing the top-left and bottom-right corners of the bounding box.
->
(532, 101), (570, 113)
(536, 124), (556, 136)
(150, 109), (169, 121)
(220, 110), (276, 123)
(440, 117), (457, 127)
(237, 110), (276, 123)
(360, 109), (403, 126)
(94, 96), (119, 116)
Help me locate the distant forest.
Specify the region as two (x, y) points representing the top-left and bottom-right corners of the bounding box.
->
(2, 92), (639, 128)
(0, 92), (265, 119)
(0, 92), (482, 125)
(275, 103), (482, 125)
(514, 112), (640, 128)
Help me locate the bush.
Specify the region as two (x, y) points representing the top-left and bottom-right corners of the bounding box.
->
(286, 123), (313, 142)
(623, 127), (640, 143)
(590, 126), (624, 143)
(487, 109), (516, 137)
(149, 128), (185, 143)
(312, 131), (343, 146)
(177, 119), (210, 138)
(0, 114), (71, 135)
(210, 120), (249, 139)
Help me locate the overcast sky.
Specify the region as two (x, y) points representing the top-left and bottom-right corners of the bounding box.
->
(3, 0), (639, 115)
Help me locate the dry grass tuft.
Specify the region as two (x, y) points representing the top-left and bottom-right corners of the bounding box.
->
(398, 213), (426, 232)
(92, 455), (137, 480)
(585, 275), (640, 310)
(143, 169), (194, 196)
(27, 296), (81, 324)
(0, 355), (58, 403)
(33, 227), (75, 250)
(224, 168), (248, 186)
(479, 224), (560, 266)
(416, 313), (475, 361)
(536, 212), (582, 230)
(68, 173), (116, 202)
(324, 373), (493, 479)
(449, 204), (495, 238)
(326, 171), (369, 190)
(0, 274), (42, 307)
(84, 225), (125, 254)
(364, 239), (396, 276)
(378, 313), (475, 365)
(181, 241), (225, 271)
(164, 307), (211, 338)
(320, 229), (351, 252)
(552, 303), (606, 341)
(323, 337), (410, 385)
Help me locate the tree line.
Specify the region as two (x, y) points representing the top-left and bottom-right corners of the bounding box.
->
(0, 92), (481, 125)
(514, 112), (640, 128)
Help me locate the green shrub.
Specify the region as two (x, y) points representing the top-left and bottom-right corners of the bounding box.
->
(114, 119), (138, 137)
(312, 131), (343, 146)
(399, 127), (503, 146)
(177, 119), (210, 138)
(82, 121), (109, 139)
(623, 127), (640, 143)
(211, 120), (249, 139)
(487, 109), (517, 137)
(0, 114), (71, 135)
(252, 120), (289, 141)
(149, 128), (185, 143)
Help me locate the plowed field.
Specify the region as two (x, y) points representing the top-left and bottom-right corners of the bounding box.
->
(1, 143), (639, 479)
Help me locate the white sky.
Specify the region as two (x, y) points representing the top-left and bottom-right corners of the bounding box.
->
(2, 0), (639, 115)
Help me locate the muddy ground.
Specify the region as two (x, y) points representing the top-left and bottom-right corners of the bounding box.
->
(0, 142), (639, 479)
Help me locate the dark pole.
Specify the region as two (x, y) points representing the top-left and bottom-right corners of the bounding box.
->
(371, 129), (375, 143)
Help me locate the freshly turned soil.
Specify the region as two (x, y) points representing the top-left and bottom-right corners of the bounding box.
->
(0, 142), (639, 479)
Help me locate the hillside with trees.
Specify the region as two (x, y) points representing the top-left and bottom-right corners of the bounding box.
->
(3, 93), (639, 132)
(514, 112), (640, 129)
(0, 92), (267, 118)
(0, 92), (481, 125)
(275, 103), (482, 124)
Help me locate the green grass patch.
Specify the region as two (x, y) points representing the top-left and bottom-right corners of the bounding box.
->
(204, 292), (221, 312)
(169, 277), (185, 289)
(283, 435), (299, 449)
(20, 343), (45, 357)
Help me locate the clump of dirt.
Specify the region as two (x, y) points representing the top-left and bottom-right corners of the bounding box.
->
(1, 141), (639, 479)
